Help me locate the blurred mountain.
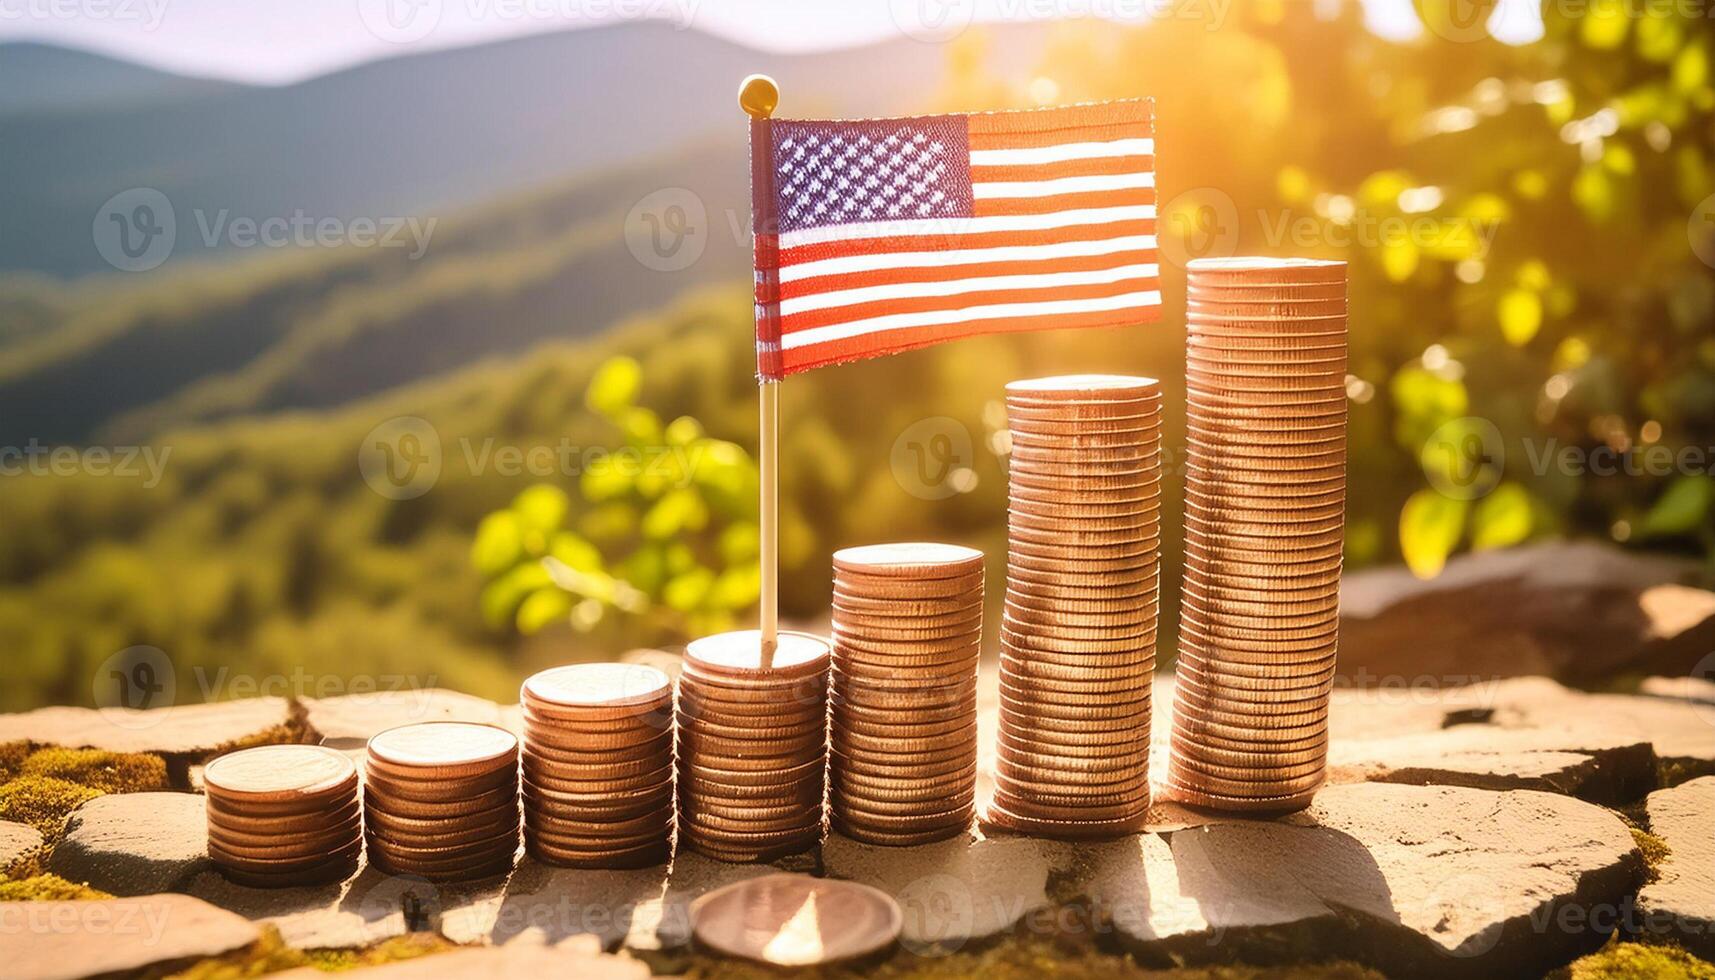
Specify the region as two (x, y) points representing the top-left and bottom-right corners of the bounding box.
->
(0, 42), (241, 118)
(0, 22), (1043, 276)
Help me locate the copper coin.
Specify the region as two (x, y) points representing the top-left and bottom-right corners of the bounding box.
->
(830, 816), (969, 847)
(210, 836), (363, 875)
(367, 722), (518, 780)
(528, 838), (671, 870)
(215, 851), (359, 889)
(685, 629), (831, 680)
(1186, 279), (1347, 300)
(690, 874), (900, 964)
(362, 764), (517, 805)
(832, 542), (984, 579)
(203, 745), (358, 807)
(207, 819), (361, 860)
(981, 800), (1147, 840)
(830, 569), (985, 600)
(205, 794), (359, 835)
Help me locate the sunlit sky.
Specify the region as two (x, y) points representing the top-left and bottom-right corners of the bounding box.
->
(1, 0), (1544, 84)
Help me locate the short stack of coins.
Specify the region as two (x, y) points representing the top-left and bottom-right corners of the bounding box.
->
(990, 374), (1162, 838)
(828, 543), (983, 845)
(203, 744), (362, 888)
(519, 663), (674, 869)
(677, 630), (831, 862)
(363, 722), (521, 881)
(1171, 256), (1347, 813)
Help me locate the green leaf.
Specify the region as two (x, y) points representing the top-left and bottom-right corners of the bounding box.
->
(585, 356), (642, 417)
(1400, 489), (1469, 580)
(641, 488), (709, 540)
(1581, 0), (1629, 49)
(470, 512), (524, 577)
(1638, 476), (1715, 539)
(479, 562), (552, 627)
(663, 567), (715, 612)
(548, 531), (603, 572)
(516, 587), (574, 634)
(511, 484), (569, 538)
(1471, 482), (1533, 550)
(665, 416), (704, 446)
(719, 522), (761, 564)
(1498, 289), (1542, 346)
(709, 564), (762, 611)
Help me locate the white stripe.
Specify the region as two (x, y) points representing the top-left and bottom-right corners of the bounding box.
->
(782, 290), (1162, 351)
(776, 205), (1157, 251)
(968, 138), (1155, 166)
(780, 233), (1159, 284)
(782, 263), (1160, 317)
(972, 172), (1155, 199)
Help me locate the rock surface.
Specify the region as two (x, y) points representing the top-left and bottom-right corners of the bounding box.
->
(1339, 541), (1715, 685)
(49, 792), (209, 896)
(0, 893), (259, 979)
(1083, 782), (1644, 980)
(1636, 777), (1715, 959)
(823, 831), (1068, 953)
(185, 865), (436, 949)
(0, 820), (42, 872)
(0, 698), (294, 759)
(299, 689), (503, 749)
(440, 859), (666, 950)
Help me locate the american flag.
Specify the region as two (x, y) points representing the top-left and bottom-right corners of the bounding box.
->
(750, 99), (1159, 380)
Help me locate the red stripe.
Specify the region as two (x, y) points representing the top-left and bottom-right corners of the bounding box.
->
(965, 101), (1153, 138)
(781, 305), (1162, 375)
(779, 247), (1158, 301)
(780, 276), (1161, 334)
(972, 187), (1156, 217)
(776, 218), (1156, 269)
(968, 156), (1154, 182)
(968, 123), (1151, 151)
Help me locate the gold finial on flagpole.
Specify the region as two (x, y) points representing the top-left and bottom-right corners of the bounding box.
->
(739, 74), (779, 119)
(742, 73), (781, 664)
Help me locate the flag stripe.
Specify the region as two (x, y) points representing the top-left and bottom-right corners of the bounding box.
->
(969, 155), (1154, 182)
(779, 233), (1159, 286)
(781, 262), (1162, 317)
(967, 137), (1154, 166)
(775, 205), (1157, 251)
(780, 304), (1161, 374)
(972, 172), (1155, 199)
(781, 276), (1161, 334)
(777, 220), (1157, 270)
(779, 243), (1159, 301)
(972, 188), (1157, 217)
(781, 289), (1164, 351)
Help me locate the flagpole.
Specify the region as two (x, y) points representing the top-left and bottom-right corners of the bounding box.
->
(740, 73), (781, 665)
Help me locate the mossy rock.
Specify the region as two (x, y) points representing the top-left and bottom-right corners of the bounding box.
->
(0, 873), (112, 901)
(1629, 828), (1671, 884)
(1549, 941), (1715, 979)
(0, 742), (30, 780)
(304, 935), (457, 973)
(0, 776), (103, 839)
(19, 747), (169, 794)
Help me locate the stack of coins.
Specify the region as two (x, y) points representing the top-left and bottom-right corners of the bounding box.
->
(1171, 256), (1347, 813)
(364, 722), (521, 881)
(203, 744), (362, 888)
(677, 630), (830, 862)
(828, 543), (983, 846)
(990, 375), (1162, 838)
(519, 663), (674, 869)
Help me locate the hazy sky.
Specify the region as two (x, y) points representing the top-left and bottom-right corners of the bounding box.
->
(0, 0), (1540, 84)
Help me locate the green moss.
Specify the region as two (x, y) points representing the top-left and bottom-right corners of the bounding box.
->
(0, 873), (112, 901)
(0, 776), (103, 839)
(161, 928), (308, 980)
(303, 934), (456, 972)
(1549, 941), (1715, 979)
(0, 742), (30, 780)
(1630, 828), (1672, 884)
(19, 747), (169, 794)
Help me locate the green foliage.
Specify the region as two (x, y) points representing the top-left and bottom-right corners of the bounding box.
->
(0, 874), (111, 901)
(473, 356), (762, 640)
(0, 776), (102, 839)
(1549, 940), (1715, 980)
(17, 747), (169, 794)
(1400, 489), (1468, 579)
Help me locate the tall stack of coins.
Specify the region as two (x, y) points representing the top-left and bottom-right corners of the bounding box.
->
(1171, 256), (1347, 813)
(364, 722), (521, 881)
(828, 543), (983, 846)
(677, 630), (830, 862)
(203, 745), (362, 888)
(990, 375), (1162, 838)
(519, 663), (674, 869)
